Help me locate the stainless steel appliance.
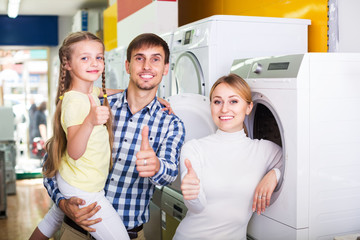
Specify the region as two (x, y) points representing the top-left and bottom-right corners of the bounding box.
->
(0, 141), (17, 195)
(0, 151), (7, 218)
(144, 186), (163, 240)
(161, 186), (187, 240)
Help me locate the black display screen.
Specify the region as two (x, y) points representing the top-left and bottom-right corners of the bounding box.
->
(184, 30), (192, 45)
(268, 62), (290, 70)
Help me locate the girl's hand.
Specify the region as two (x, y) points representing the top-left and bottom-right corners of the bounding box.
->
(158, 98), (174, 115)
(252, 169), (277, 215)
(87, 94), (110, 126)
(181, 159), (200, 200)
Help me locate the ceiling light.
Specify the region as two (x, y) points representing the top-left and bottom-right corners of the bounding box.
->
(7, 0), (21, 18)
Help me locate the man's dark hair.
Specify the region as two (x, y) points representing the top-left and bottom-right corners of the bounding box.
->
(127, 33), (170, 64)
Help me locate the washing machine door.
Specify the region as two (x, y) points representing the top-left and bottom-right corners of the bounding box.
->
(246, 92), (289, 239)
(245, 92), (285, 201)
(167, 93), (216, 143)
(166, 93), (217, 192)
(171, 51), (205, 96)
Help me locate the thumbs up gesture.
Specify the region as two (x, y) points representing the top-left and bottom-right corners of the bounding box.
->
(136, 126), (160, 177)
(86, 94), (110, 126)
(181, 159), (200, 200)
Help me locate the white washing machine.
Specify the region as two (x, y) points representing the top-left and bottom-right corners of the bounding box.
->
(231, 53), (360, 240)
(166, 93), (217, 192)
(160, 93), (217, 240)
(104, 46), (129, 90)
(170, 15), (310, 96)
(158, 31), (174, 99)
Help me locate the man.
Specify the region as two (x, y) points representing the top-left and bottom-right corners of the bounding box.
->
(44, 33), (185, 240)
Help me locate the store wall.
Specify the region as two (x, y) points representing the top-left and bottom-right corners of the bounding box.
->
(0, 15), (58, 46)
(336, 0), (360, 52)
(116, 0), (177, 47)
(104, 3), (118, 51)
(48, 16), (72, 120)
(178, 0), (328, 52)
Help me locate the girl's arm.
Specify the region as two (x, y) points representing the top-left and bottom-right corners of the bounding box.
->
(67, 94), (110, 160)
(98, 88), (124, 97)
(98, 88), (174, 114)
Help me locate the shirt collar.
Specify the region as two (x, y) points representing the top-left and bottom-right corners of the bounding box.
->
(113, 89), (161, 116)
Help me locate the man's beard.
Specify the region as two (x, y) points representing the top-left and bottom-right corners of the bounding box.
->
(135, 81), (157, 91)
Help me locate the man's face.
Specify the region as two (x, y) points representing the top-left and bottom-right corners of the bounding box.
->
(125, 45), (169, 91)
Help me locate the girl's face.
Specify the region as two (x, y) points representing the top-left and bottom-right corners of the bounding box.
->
(210, 83), (253, 133)
(66, 40), (104, 87)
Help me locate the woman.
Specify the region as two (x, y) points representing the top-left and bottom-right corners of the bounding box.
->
(173, 73), (283, 240)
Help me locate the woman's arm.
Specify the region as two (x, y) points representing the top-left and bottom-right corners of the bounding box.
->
(39, 124), (47, 141)
(180, 142), (207, 214)
(252, 169), (278, 215)
(252, 141), (283, 215)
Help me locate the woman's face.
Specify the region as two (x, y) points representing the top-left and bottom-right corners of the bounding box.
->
(210, 83), (253, 133)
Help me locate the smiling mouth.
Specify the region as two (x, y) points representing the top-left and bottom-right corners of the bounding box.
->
(219, 116), (234, 120)
(87, 70), (99, 73)
(140, 74), (154, 79)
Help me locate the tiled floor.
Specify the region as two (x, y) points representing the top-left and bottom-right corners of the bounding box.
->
(0, 178), (53, 240)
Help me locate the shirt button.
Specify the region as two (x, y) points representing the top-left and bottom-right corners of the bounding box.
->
(111, 178), (114, 181)
(130, 119), (133, 122)
(124, 139), (127, 142)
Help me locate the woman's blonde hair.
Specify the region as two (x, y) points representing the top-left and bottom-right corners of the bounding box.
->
(209, 73), (252, 134)
(43, 31), (113, 177)
(209, 73), (252, 104)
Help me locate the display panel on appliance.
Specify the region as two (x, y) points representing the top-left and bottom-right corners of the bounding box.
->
(268, 62), (290, 70)
(183, 30), (193, 45)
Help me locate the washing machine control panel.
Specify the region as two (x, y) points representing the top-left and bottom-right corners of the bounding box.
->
(252, 63), (263, 74)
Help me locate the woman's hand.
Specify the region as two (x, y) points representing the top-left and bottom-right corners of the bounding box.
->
(181, 159), (200, 200)
(252, 169), (278, 215)
(158, 97), (174, 114)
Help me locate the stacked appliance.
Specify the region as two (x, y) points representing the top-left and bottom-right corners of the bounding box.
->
(159, 14), (311, 240)
(170, 15), (310, 96)
(158, 31), (174, 99)
(160, 93), (217, 240)
(0, 151), (6, 218)
(231, 53), (360, 239)
(104, 46), (129, 90)
(0, 107), (17, 218)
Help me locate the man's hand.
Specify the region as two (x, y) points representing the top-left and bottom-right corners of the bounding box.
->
(136, 126), (160, 177)
(59, 197), (101, 232)
(181, 159), (200, 200)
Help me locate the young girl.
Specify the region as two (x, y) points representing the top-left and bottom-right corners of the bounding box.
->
(29, 31), (130, 240)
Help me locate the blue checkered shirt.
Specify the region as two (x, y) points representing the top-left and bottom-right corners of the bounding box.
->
(44, 90), (185, 229)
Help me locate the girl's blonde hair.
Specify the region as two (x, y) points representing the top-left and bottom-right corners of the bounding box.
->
(43, 31), (113, 177)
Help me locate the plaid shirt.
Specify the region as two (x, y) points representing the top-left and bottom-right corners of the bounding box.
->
(44, 90), (185, 229)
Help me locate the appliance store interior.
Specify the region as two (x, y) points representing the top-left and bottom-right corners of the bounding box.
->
(0, 0), (360, 239)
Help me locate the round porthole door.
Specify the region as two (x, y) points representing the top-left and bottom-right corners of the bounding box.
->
(171, 51), (205, 95)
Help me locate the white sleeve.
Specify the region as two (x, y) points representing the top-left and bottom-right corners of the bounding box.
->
(265, 141), (284, 190)
(179, 140), (207, 214)
(272, 168), (281, 183)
